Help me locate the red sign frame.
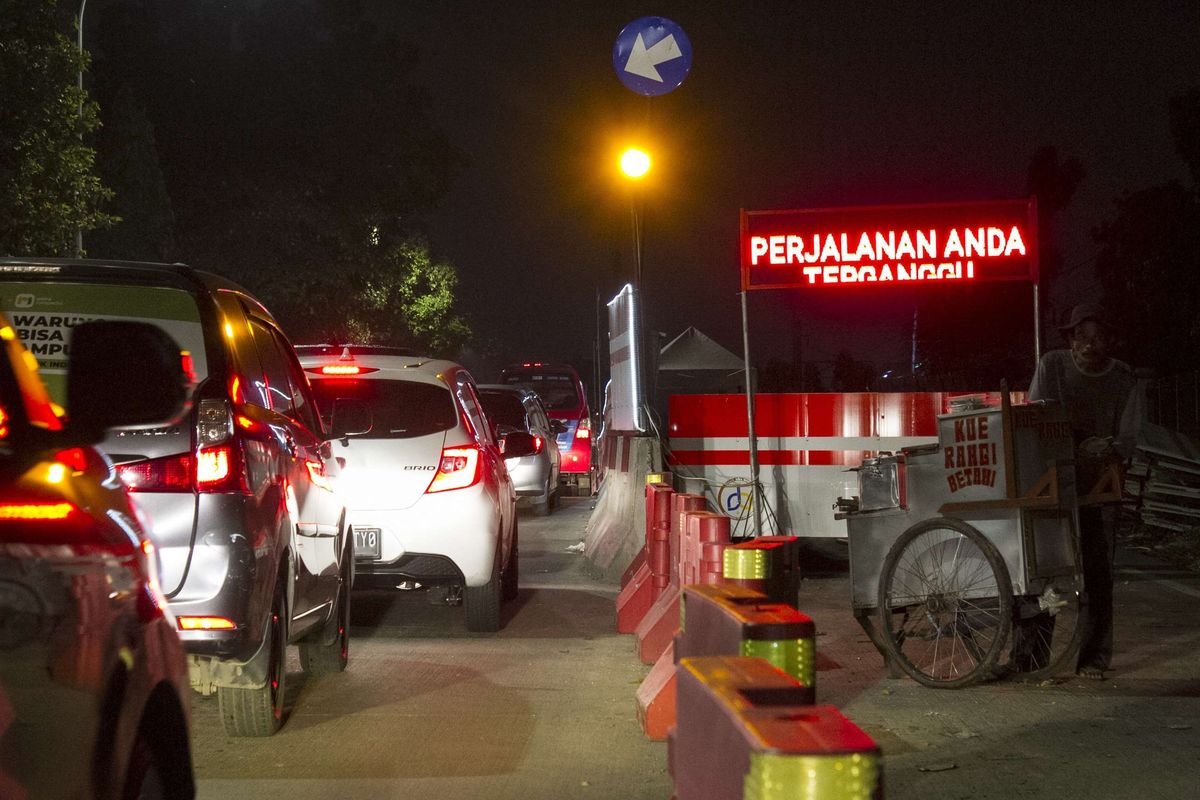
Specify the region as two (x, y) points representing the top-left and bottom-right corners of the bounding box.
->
(740, 198), (1039, 292)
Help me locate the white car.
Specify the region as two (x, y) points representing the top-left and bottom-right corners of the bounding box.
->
(296, 345), (534, 631)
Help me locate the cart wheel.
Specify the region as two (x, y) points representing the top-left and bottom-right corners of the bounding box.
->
(878, 517), (1013, 689)
(1005, 584), (1089, 681)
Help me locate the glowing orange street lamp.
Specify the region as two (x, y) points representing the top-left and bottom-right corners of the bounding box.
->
(620, 147), (651, 180)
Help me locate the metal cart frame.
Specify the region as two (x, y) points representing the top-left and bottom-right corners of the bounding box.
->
(841, 391), (1122, 688)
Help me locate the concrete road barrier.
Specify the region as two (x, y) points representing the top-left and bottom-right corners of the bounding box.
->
(585, 434), (663, 580)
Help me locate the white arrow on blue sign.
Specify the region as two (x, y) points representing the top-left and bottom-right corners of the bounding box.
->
(613, 17), (693, 97)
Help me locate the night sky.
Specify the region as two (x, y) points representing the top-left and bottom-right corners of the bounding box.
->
(98, 2), (1200, 380)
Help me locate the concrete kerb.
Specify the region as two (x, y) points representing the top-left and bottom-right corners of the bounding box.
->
(585, 435), (663, 581)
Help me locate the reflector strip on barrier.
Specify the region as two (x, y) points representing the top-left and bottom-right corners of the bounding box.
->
(724, 546), (768, 580)
(741, 637), (816, 689)
(744, 752), (880, 800)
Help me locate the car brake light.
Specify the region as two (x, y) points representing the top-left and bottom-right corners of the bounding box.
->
(0, 501), (77, 521)
(195, 399), (249, 494)
(196, 446), (231, 485)
(426, 446), (481, 493)
(533, 435), (544, 454)
(118, 454), (193, 492)
(0, 497), (137, 553)
(177, 615), (237, 631)
(308, 365), (379, 376)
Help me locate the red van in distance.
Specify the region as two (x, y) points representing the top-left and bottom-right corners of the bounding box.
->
(500, 363), (593, 495)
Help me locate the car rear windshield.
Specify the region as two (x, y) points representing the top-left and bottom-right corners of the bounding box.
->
(0, 280), (208, 407)
(478, 391), (526, 431)
(501, 372), (582, 412)
(310, 378), (457, 439)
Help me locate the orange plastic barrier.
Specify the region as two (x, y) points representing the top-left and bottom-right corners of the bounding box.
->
(617, 483), (674, 633)
(670, 656), (881, 800)
(634, 495), (705, 664)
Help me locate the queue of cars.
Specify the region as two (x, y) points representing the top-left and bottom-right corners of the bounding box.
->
(0, 257), (589, 796)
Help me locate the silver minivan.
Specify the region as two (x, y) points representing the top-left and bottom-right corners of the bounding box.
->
(0, 258), (352, 737)
(478, 384), (563, 516)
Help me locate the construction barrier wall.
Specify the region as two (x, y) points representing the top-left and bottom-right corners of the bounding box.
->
(668, 391), (1021, 537)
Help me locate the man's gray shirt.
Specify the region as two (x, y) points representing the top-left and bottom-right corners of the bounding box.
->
(1028, 349), (1139, 455)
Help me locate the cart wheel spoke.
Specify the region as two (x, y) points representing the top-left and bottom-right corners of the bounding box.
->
(878, 517), (1013, 689)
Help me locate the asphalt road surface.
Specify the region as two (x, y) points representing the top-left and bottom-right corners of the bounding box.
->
(192, 498), (1200, 799)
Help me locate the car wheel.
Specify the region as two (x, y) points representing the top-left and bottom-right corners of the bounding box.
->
(502, 521), (519, 602)
(465, 545), (502, 632)
(532, 482), (551, 517)
(299, 552), (351, 675)
(218, 590), (286, 736)
(121, 733), (166, 800)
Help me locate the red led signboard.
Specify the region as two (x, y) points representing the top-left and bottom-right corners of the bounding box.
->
(740, 199), (1038, 291)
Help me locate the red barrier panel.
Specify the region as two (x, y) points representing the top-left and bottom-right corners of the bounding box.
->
(617, 483), (674, 633)
(619, 548), (646, 590)
(682, 512), (730, 588)
(669, 493), (706, 587)
(636, 494), (706, 663)
(616, 561), (654, 634)
(635, 642), (677, 740)
(647, 484), (674, 597)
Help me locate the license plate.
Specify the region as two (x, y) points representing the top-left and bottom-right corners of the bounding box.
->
(353, 527), (381, 560)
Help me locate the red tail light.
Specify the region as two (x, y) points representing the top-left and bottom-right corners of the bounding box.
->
(196, 446), (231, 485)
(0, 501), (77, 521)
(0, 497), (136, 553)
(426, 446), (482, 493)
(307, 365), (379, 376)
(533, 435), (544, 454)
(117, 447), (248, 494)
(118, 454), (193, 492)
(178, 615), (237, 631)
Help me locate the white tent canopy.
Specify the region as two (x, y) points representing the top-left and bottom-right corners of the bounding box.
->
(658, 326), (743, 373)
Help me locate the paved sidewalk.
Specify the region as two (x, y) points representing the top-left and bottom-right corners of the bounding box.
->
(804, 546), (1200, 799)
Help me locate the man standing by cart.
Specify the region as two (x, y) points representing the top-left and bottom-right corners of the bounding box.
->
(1028, 302), (1140, 679)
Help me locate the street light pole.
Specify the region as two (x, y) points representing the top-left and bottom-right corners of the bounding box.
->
(75, 0), (88, 258)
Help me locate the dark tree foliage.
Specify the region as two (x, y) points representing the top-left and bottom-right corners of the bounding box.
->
(1094, 88), (1200, 376)
(0, 0), (113, 256)
(1094, 182), (1200, 374)
(759, 359), (826, 393)
(1026, 145), (1085, 326)
(831, 350), (876, 392)
(88, 84), (175, 260)
(91, 0), (470, 354)
(1169, 88), (1200, 190)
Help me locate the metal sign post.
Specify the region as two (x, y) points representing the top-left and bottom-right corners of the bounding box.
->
(740, 290), (764, 537)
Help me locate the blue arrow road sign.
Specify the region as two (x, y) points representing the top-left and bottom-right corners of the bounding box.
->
(613, 17), (693, 96)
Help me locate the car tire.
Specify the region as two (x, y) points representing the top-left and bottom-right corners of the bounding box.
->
(532, 483), (551, 517)
(502, 521), (519, 602)
(299, 552), (351, 675)
(465, 545), (502, 633)
(121, 733), (167, 800)
(218, 590), (286, 737)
